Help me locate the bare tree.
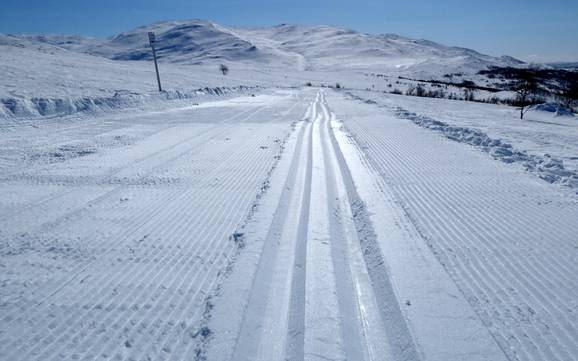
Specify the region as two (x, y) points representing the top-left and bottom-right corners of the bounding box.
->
(509, 69), (539, 119)
(219, 64), (229, 76)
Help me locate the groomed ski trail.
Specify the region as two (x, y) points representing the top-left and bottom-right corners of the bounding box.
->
(228, 91), (419, 361)
(0, 91), (311, 361)
(208, 90), (510, 361)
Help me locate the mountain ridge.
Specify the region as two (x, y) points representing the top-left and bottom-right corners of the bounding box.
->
(0, 19), (524, 76)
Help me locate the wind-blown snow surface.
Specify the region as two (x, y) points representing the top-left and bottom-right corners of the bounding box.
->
(1, 88), (577, 361)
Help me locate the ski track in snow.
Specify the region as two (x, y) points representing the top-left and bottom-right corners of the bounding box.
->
(206, 90), (511, 361)
(0, 90), (309, 360)
(1, 88), (577, 361)
(329, 92), (578, 361)
(222, 91), (420, 361)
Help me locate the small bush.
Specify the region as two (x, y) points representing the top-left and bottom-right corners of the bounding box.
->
(425, 89), (446, 98)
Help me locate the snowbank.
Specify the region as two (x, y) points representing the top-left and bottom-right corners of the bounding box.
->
(530, 103), (575, 117)
(0, 86), (259, 119)
(395, 107), (578, 189)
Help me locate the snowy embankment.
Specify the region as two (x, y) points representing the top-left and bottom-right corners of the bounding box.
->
(396, 109), (578, 189)
(0, 42), (296, 120)
(346, 91), (578, 192)
(0, 86), (259, 119)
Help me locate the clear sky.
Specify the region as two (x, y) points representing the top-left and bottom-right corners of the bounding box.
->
(1, 0), (577, 63)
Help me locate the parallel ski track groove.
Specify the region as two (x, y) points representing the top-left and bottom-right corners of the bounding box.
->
(343, 108), (578, 361)
(320, 94), (420, 361)
(230, 91), (420, 361)
(230, 106), (312, 361)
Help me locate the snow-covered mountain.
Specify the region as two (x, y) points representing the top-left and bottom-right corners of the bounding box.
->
(233, 23), (523, 74)
(1, 19), (523, 76)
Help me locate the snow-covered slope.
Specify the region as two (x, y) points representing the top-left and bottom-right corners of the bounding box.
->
(1, 19), (530, 118)
(2, 19), (523, 75)
(84, 20), (267, 63)
(234, 23), (523, 74)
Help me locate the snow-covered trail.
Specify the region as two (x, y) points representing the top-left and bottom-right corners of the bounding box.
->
(326, 91), (578, 361)
(0, 90), (310, 360)
(2, 88), (577, 361)
(207, 91), (508, 361)
(227, 92), (414, 361)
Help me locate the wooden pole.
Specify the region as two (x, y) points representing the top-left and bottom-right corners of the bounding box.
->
(148, 32), (162, 92)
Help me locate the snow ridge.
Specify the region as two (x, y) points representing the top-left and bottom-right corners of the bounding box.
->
(346, 92), (578, 191)
(0, 86), (259, 119)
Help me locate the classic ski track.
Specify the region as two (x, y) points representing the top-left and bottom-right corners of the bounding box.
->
(4, 88), (577, 361)
(231, 91), (418, 361)
(354, 127), (578, 358)
(0, 94), (308, 360)
(337, 96), (578, 361)
(231, 102), (313, 361)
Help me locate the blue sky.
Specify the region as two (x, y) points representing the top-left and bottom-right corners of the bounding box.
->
(1, 0), (577, 62)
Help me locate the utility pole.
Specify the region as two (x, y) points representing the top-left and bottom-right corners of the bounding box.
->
(148, 32), (162, 92)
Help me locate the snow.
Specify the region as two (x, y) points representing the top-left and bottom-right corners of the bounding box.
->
(1, 18), (578, 361)
(3, 20), (522, 74)
(531, 102), (575, 116)
(329, 92), (578, 361)
(346, 91), (578, 191)
(0, 90), (309, 360)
